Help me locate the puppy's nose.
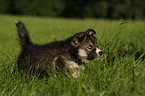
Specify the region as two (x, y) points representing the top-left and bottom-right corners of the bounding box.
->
(99, 51), (103, 56)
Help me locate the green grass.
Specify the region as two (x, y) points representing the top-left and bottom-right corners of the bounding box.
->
(0, 15), (145, 96)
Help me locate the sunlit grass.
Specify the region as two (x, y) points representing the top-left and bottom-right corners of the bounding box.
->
(0, 15), (145, 96)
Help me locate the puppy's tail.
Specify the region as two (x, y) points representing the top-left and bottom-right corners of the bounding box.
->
(15, 20), (32, 49)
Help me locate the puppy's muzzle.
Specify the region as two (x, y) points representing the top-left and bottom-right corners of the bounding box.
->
(96, 48), (103, 58)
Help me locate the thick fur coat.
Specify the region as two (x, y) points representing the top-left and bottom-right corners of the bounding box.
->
(15, 20), (102, 78)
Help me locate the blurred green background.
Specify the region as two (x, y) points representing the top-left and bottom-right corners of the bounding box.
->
(0, 0), (145, 19)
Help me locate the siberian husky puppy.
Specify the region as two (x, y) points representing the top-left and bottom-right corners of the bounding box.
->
(15, 20), (102, 78)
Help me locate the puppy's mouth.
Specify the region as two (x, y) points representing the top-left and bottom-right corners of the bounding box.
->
(95, 54), (103, 60)
(95, 48), (103, 59)
(88, 48), (103, 60)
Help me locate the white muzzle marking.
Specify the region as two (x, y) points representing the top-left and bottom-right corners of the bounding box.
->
(96, 48), (102, 59)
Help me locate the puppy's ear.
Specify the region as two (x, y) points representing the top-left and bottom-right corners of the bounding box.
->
(86, 29), (96, 35)
(71, 32), (86, 47)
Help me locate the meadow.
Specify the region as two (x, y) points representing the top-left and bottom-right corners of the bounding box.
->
(0, 15), (145, 96)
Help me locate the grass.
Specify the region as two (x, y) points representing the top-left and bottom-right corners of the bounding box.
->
(0, 15), (145, 96)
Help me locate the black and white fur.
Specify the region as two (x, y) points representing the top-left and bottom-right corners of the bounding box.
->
(15, 20), (102, 78)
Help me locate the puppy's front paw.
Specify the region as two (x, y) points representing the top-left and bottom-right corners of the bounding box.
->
(72, 71), (80, 78)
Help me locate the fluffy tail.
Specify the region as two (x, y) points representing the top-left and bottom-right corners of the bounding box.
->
(15, 20), (32, 49)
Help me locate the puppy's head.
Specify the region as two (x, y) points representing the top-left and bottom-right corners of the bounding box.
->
(71, 29), (103, 63)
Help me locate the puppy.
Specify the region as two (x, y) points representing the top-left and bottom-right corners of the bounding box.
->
(15, 20), (102, 78)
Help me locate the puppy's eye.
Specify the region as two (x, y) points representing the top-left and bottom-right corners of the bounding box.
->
(87, 45), (92, 49)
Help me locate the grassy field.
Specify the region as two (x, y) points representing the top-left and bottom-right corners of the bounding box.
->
(0, 15), (145, 96)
